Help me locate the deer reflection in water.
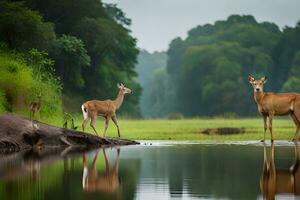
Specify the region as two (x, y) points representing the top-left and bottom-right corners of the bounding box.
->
(82, 148), (121, 194)
(260, 142), (300, 199)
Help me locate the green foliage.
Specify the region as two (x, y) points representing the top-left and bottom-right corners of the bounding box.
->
(282, 76), (300, 92)
(104, 3), (132, 26)
(1, 0), (141, 116)
(53, 34), (90, 90)
(0, 1), (56, 51)
(272, 22), (300, 90)
(0, 89), (7, 112)
(281, 50), (300, 92)
(69, 15), (140, 116)
(172, 15), (280, 116)
(141, 15), (299, 117)
(0, 45), (62, 116)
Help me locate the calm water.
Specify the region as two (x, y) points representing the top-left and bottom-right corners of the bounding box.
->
(0, 141), (299, 200)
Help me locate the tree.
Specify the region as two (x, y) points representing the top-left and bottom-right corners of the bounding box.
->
(282, 51), (300, 93)
(0, 1), (56, 51)
(272, 22), (300, 90)
(162, 15), (282, 116)
(10, 0), (141, 116)
(52, 35), (90, 91)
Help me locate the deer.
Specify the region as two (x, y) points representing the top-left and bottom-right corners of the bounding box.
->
(82, 148), (121, 194)
(81, 83), (132, 137)
(29, 94), (42, 120)
(248, 75), (300, 142)
(260, 142), (300, 199)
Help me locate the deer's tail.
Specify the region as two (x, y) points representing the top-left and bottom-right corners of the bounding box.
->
(81, 104), (88, 120)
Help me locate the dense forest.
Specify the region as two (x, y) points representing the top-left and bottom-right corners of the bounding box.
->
(0, 0), (140, 117)
(1, 0), (300, 118)
(137, 15), (300, 117)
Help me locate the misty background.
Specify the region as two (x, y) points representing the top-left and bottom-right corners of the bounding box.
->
(103, 0), (300, 117)
(103, 0), (300, 52)
(1, 0), (300, 118)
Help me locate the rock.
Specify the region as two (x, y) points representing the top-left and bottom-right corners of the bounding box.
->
(0, 113), (139, 153)
(200, 127), (245, 135)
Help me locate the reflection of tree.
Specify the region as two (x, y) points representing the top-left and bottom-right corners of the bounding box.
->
(260, 142), (300, 199)
(164, 145), (261, 200)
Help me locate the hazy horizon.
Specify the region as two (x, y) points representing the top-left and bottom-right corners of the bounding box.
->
(103, 0), (300, 52)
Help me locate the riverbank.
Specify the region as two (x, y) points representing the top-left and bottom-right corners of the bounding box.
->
(45, 116), (296, 141)
(0, 114), (139, 153)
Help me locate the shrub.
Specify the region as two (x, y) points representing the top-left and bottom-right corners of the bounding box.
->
(167, 112), (185, 120)
(0, 89), (7, 113)
(0, 45), (62, 117)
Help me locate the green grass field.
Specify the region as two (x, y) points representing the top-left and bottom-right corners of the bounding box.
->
(44, 116), (297, 141)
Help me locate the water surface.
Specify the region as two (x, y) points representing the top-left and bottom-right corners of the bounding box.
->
(0, 141), (299, 200)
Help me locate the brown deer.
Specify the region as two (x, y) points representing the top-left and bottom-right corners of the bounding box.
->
(29, 94), (42, 120)
(260, 142), (300, 199)
(81, 83), (131, 137)
(82, 148), (121, 194)
(248, 75), (300, 142)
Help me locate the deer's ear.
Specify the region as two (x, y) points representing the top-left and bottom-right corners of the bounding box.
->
(248, 75), (254, 83)
(261, 76), (267, 83)
(117, 83), (121, 88)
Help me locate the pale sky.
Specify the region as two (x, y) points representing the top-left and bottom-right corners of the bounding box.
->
(103, 0), (300, 52)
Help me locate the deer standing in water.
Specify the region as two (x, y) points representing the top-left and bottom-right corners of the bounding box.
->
(82, 148), (121, 194)
(81, 83), (132, 137)
(29, 94), (42, 120)
(248, 75), (300, 142)
(260, 142), (300, 199)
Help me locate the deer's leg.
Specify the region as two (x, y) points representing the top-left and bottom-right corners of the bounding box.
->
(103, 116), (110, 137)
(82, 118), (88, 132)
(262, 115), (267, 142)
(112, 115), (121, 137)
(83, 154), (87, 166)
(291, 113), (300, 141)
(290, 142), (300, 173)
(92, 150), (100, 175)
(82, 153), (88, 189)
(269, 114), (274, 142)
(269, 142), (276, 197)
(103, 149), (109, 172)
(115, 147), (120, 171)
(90, 115), (98, 135)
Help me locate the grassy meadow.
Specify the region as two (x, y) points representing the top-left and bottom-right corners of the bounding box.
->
(44, 115), (297, 141)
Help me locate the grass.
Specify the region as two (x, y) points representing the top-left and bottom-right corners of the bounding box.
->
(43, 115), (297, 141)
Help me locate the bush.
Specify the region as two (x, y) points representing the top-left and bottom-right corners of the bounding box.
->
(0, 89), (7, 113)
(0, 45), (62, 117)
(167, 112), (185, 120)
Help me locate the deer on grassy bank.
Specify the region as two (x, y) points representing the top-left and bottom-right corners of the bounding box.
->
(248, 75), (300, 142)
(81, 83), (132, 137)
(260, 142), (300, 199)
(29, 94), (42, 120)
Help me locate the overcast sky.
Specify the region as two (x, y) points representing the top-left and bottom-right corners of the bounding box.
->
(103, 0), (300, 52)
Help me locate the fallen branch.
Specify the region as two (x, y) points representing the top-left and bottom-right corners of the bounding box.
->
(0, 113), (139, 153)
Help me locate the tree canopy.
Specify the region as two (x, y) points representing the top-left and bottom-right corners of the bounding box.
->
(137, 15), (300, 117)
(0, 0), (141, 116)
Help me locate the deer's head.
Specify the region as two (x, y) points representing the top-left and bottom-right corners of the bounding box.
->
(117, 83), (132, 95)
(248, 75), (267, 93)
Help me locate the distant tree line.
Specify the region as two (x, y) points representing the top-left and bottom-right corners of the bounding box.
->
(137, 15), (300, 117)
(0, 0), (141, 117)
